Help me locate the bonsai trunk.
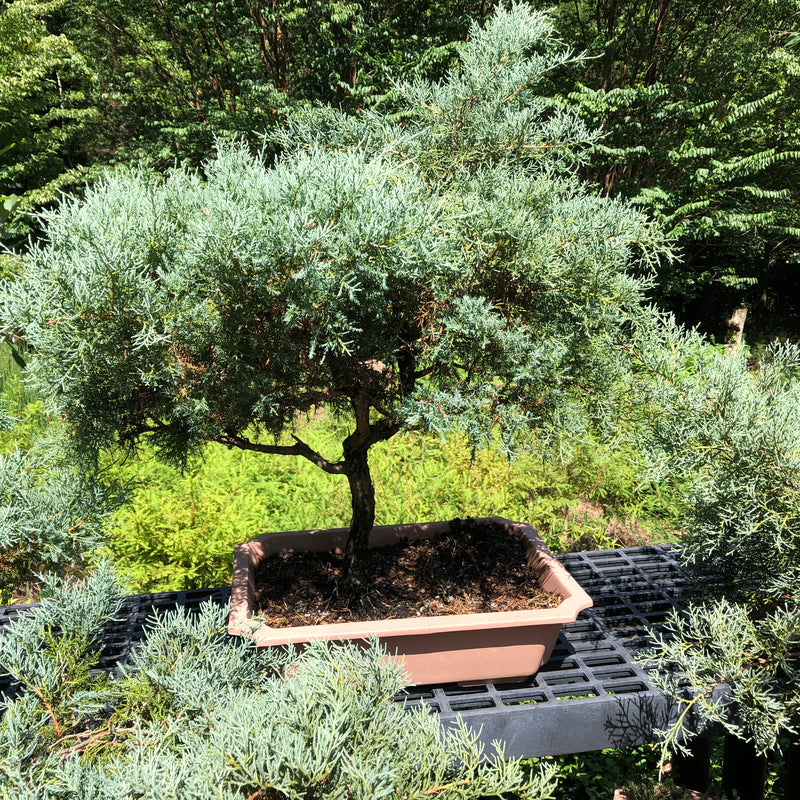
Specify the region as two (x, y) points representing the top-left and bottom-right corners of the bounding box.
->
(344, 447), (375, 557)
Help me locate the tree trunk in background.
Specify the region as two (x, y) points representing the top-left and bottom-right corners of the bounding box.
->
(726, 306), (747, 350)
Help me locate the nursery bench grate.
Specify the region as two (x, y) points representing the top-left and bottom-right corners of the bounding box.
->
(399, 544), (687, 757)
(0, 544), (685, 758)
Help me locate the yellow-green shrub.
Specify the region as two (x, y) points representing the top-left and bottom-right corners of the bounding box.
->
(105, 415), (680, 592)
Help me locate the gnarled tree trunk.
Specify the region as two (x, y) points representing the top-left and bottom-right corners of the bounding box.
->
(343, 446), (375, 557)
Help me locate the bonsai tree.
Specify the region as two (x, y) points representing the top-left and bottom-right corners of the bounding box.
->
(2, 4), (664, 557)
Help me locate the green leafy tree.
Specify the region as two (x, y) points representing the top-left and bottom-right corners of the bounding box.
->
(0, 0), (489, 238)
(0, 564), (559, 798)
(547, 0), (800, 329)
(283, 0), (485, 110)
(2, 4), (666, 557)
(0, 142), (21, 256)
(0, 0), (100, 230)
(62, 0), (291, 167)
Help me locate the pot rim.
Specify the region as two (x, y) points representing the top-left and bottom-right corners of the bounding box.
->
(229, 516), (593, 642)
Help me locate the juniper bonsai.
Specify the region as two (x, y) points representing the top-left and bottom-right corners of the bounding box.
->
(2, 4), (665, 556)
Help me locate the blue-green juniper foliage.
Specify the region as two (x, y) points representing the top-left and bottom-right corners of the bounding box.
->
(0, 563), (559, 799)
(622, 320), (800, 759)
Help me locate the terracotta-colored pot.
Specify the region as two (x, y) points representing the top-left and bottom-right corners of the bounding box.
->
(228, 517), (592, 685)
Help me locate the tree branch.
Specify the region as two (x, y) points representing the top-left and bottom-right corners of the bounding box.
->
(206, 433), (345, 474)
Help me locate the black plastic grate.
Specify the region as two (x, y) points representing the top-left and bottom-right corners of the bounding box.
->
(0, 546), (683, 757)
(396, 545), (686, 755)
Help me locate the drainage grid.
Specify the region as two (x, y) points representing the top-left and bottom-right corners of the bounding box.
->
(0, 544), (685, 757)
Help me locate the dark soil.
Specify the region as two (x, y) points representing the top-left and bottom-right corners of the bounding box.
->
(253, 518), (563, 627)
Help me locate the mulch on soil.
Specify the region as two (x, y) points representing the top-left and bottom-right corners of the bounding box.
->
(254, 518), (563, 627)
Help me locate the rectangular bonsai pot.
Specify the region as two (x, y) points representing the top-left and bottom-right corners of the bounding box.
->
(228, 516), (592, 685)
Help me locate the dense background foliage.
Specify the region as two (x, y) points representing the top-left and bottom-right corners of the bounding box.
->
(1, 0), (800, 795)
(3, 0), (799, 334)
(552, 0), (800, 336)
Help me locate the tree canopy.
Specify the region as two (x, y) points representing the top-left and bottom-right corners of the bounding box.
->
(3, 0), (799, 335)
(2, 4), (665, 553)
